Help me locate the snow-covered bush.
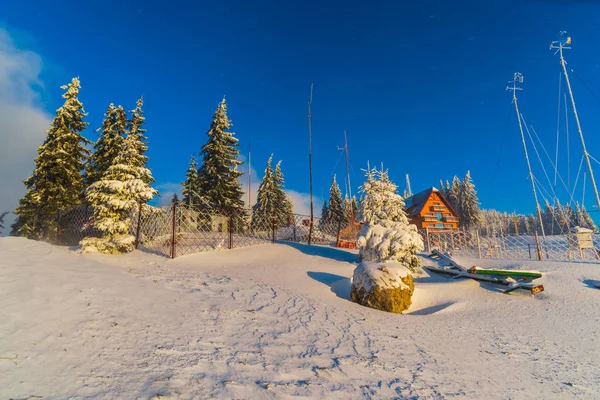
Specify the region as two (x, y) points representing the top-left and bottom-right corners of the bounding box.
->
(356, 167), (424, 272)
(350, 262), (414, 313)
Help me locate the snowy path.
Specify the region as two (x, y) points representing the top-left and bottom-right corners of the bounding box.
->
(1, 237), (599, 399)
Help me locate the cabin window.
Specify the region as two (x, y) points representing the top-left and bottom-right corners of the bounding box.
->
(436, 223), (444, 228)
(435, 213), (443, 221)
(444, 224), (452, 228)
(433, 202), (440, 205)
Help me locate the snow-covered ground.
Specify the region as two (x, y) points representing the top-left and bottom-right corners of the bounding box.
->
(1, 237), (599, 399)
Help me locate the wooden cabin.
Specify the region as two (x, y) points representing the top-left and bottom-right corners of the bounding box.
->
(404, 188), (459, 231)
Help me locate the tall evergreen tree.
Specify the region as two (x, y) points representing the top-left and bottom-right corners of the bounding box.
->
(439, 179), (446, 197)
(12, 77), (90, 240)
(447, 176), (461, 218)
(81, 128), (158, 254)
(181, 155), (200, 206)
(273, 160), (293, 227)
(251, 155), (276, 229)
(87, 104), (127, 185)
(197, 99), (245, 216)
(575, 202), (597, 231)
(127, 96), (153, 184)
(171, 193), (180, 204)
(459, 171), (481, 230)
(320, 200), (330, 228)
(0, 212), (8, 234)
(327, 175), (345, 227)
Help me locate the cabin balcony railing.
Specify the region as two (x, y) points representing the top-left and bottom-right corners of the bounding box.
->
(423, 216), (438, 222)
(430, 205), (446, 212)
(443, 216), (459, 223)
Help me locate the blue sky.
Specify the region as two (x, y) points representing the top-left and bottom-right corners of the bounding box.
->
(3, 0), (600, 219)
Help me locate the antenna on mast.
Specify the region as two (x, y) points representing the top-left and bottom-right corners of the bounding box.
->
(507, 72), (546, 237)
(307, 83), (314, 245)
(551, 31), (600, 214)
(337, 130), (351, 199)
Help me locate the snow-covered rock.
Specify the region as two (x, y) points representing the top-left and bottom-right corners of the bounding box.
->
(350, 261), (414, 314)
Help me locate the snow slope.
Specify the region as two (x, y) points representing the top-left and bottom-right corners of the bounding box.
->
(1, 237), (599, 399)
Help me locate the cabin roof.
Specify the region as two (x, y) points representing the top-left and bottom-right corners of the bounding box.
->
(404, 187), (458, 217)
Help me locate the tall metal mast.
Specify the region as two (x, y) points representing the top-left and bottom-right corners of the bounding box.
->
(307, 84), (314, 245)
(248, 142), (252, 208)
(405, 174), (413, 198)
(337, 130), (352, 199)
(551, 32), (600, 214)
(507, 72), (546, 237)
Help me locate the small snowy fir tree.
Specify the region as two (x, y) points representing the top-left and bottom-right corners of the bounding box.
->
(459, 171), (481, 231)
(127, 96), (153, 185)
(357, 166), (423, 271)
(197, 99), (245, 217)
(12, 77), (90, 240)
(0, 212), (8, 234)
(181, 156), (201, 207)
(171, 193), (180, 204)
(326, 175), (345, 229)
(273, 160), (293, 227)
(87, 104), (127, 185)
(80, 113), (158, 254)
(438, 179), (446, 197)
(251, 155), (276, 230)
(575, 203), (597, 231)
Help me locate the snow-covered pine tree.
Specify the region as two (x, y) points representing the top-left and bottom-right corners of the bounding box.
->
(181, 156), (200, 207)
(439, 179), (446, 197)
(171, 193), (180, 204)
(357, 166), (423, 271)
(459, 171), (481, 231)
(197, 99), (245, 218)
(251, 155), (276, 230)
(80, 128), (158, 254)
(575, 203), (597, 231)
(319, 200), (329, 229)
(12, 77), (90, 240)
(326, 175), (345, 230)
(86, 104), (127, 186)
(127, 96), (153, 185)
(447, 176), (461, 220)
(0, 211), (8, 233)
(273, 160), (293, 227)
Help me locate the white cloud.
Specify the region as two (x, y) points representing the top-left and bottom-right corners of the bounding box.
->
(155, 182), (183, 207)
(0, 29), (51, 234)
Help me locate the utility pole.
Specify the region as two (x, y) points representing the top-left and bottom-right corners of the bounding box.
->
(551, 32), (600, 214)
(337, 130), (351, 199)
(507, 72), (546, 237)
(308, 84), (314, 245)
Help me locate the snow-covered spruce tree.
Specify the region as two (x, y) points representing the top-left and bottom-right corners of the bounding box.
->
(575, 203), (597, 231)
(459, 171), (481, 231)
(171, 193), (180, 204)
(326, 175), (345, 229)
(197, 99), (245, 219)
(181, 156), (201, 206)
(273, 160), (293, 227)
(357, 167), (424, 272)
(86, 104), (127, 186)
(251, 155), (276, 230)
(447, 176), (462, 219)
(80, 129), (158, 254)
(127, 96), (153, 185)
(319, 200), (329, 229)
(438, 179), (446, 197)
(12, 77), (90, 240)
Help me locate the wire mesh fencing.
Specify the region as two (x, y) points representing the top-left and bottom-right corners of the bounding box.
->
(52, 202), (361, 258)
(420, 228), (600, 263)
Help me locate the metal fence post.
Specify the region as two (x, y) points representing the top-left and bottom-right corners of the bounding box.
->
(171, 202), (177, 259)
(135, 202), (142, 250)
(535, 231), (542, 261)
(56, 212), (61, 245)
(336, 220), (342, 247)
(425, 228), (431, 253)
(476, 230), (482, 259)
(228, 216), (233, 249)
(272, 220), (276, 244)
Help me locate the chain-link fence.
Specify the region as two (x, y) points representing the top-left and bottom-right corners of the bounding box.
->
(53, 202), (360, 258)
(420, 228), (600, 263)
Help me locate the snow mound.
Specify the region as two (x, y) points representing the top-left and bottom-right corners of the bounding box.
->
(351, 261), (414, 313)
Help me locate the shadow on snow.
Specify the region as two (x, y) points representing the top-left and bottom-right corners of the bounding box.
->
(307, 271), (352, 300)
(280, 241), (357, 263)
